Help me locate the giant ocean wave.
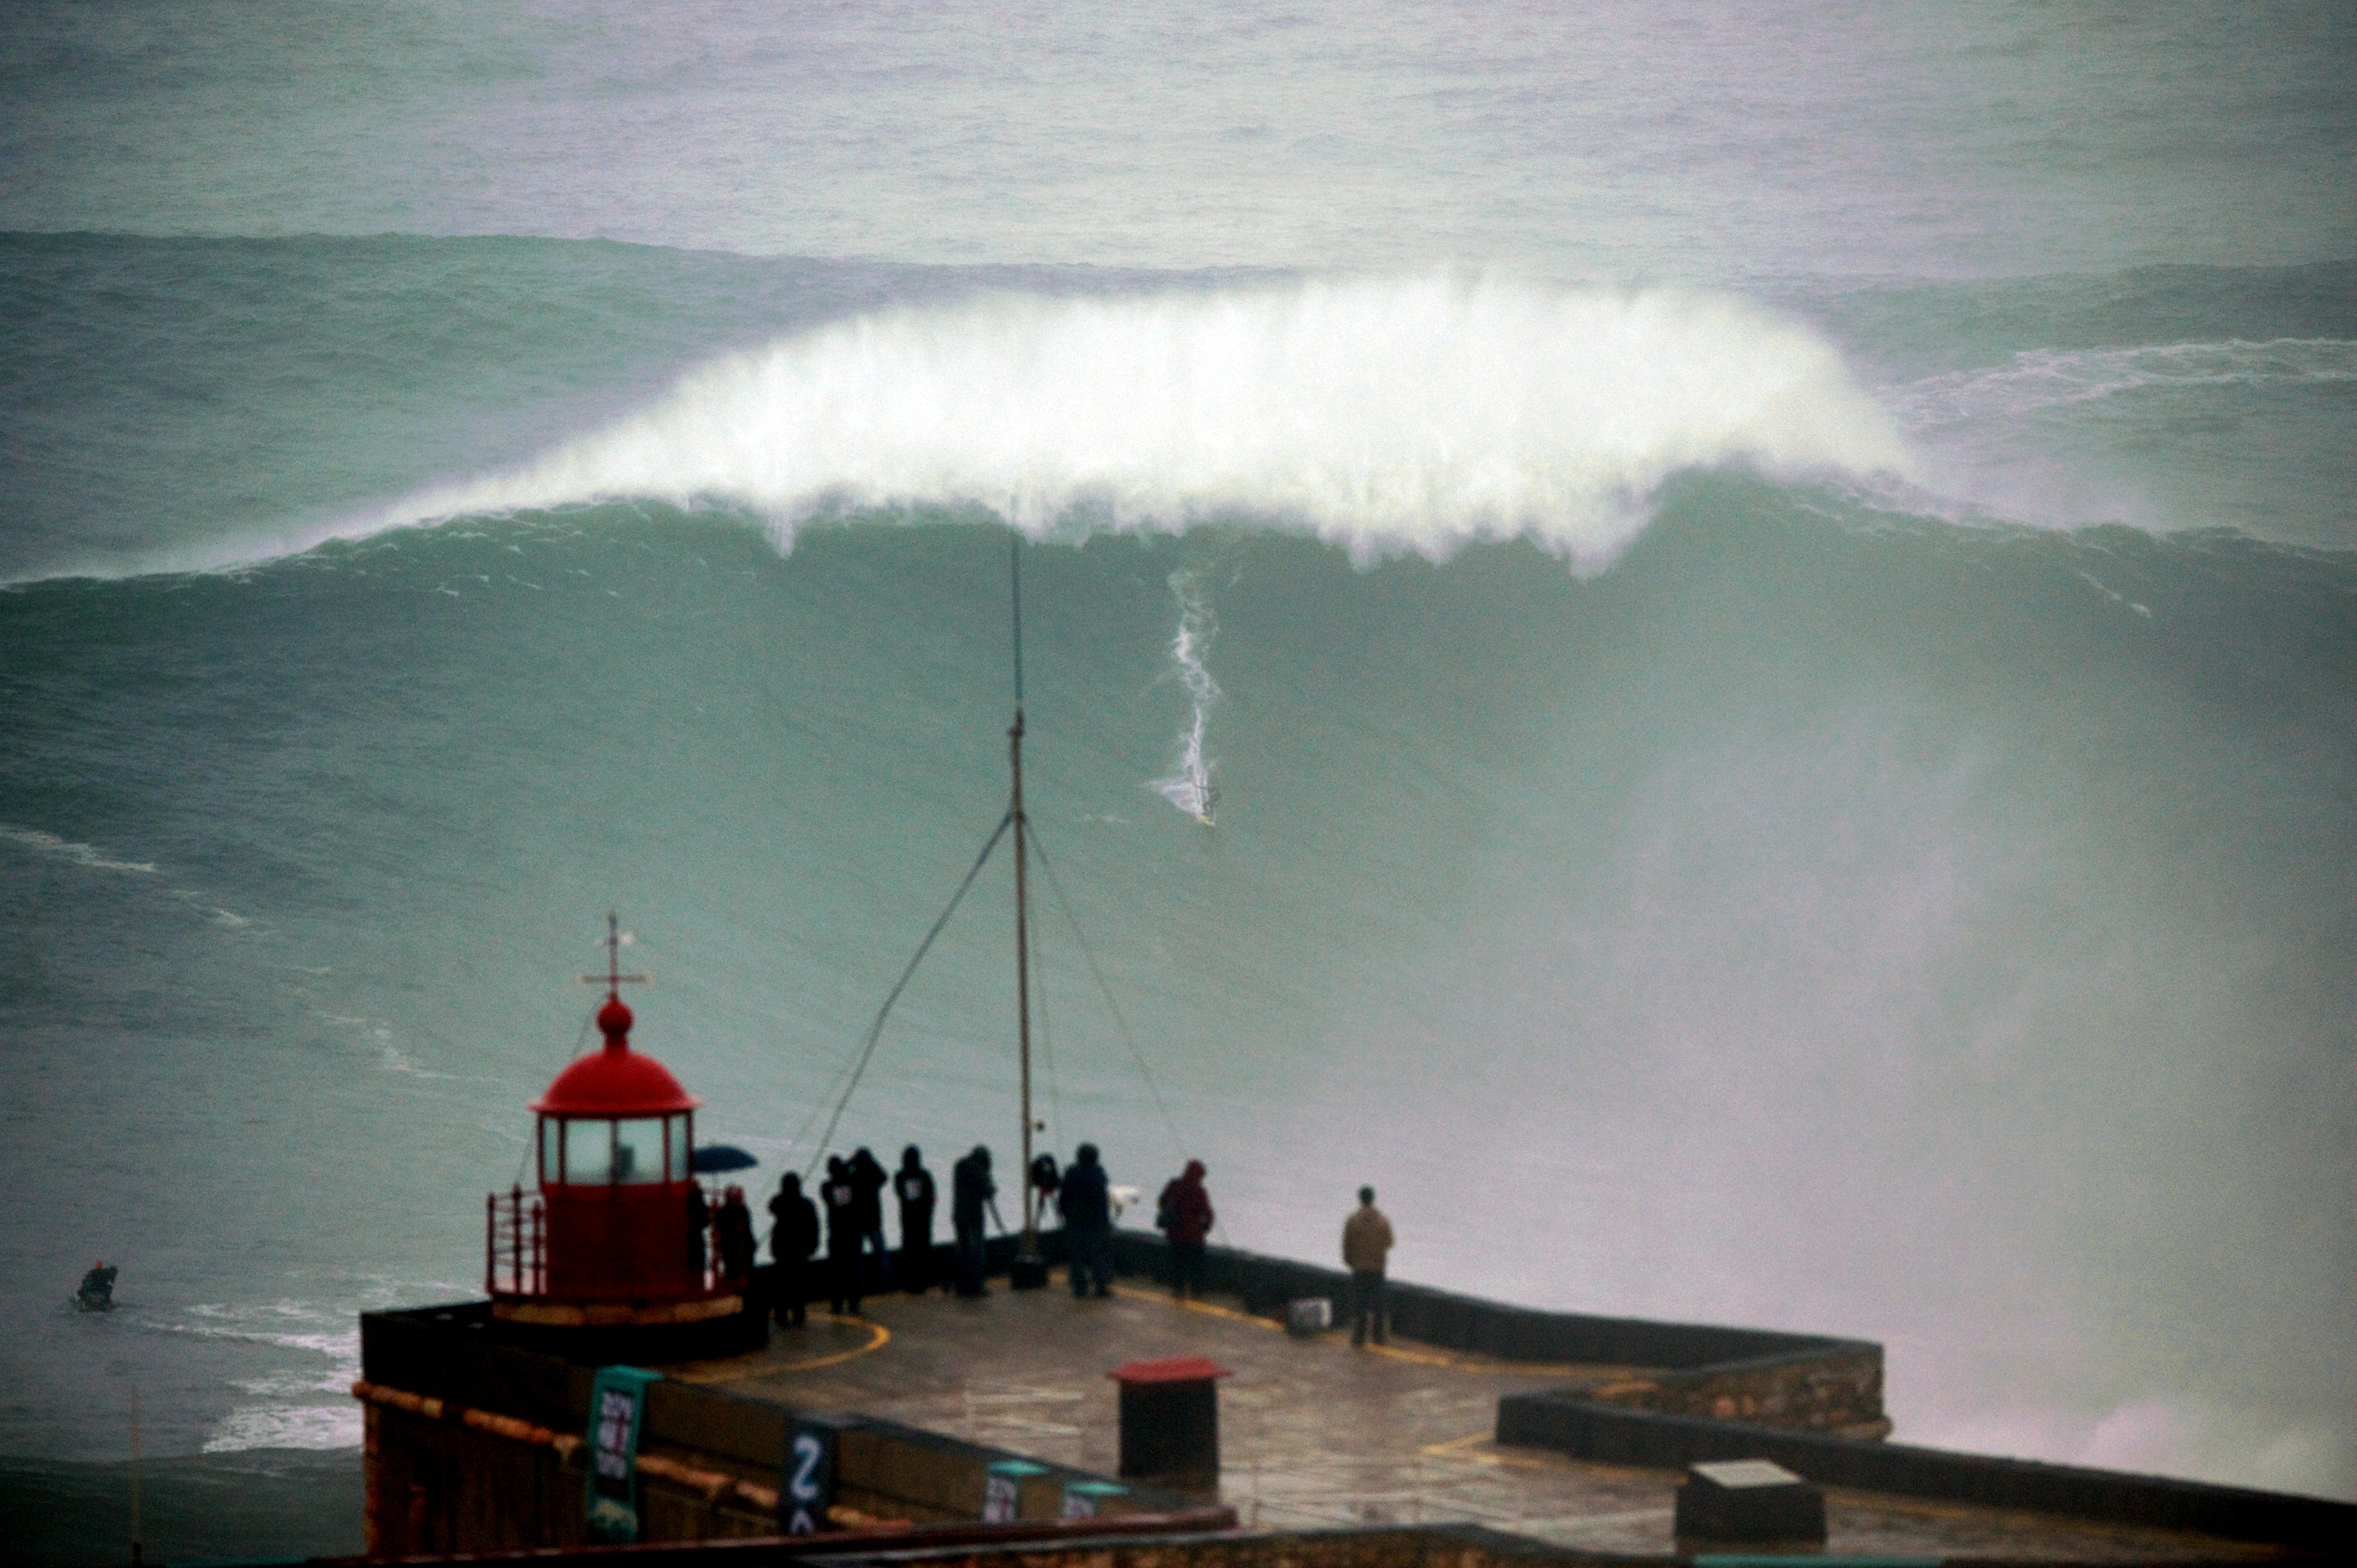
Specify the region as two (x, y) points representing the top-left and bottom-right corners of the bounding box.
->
(362, 278), (1911, 571)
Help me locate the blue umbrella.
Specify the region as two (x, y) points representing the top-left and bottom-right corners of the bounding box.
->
(691, 1144), (758, 1174)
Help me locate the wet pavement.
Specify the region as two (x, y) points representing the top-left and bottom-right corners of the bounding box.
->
(672, 1271), (2285, 1562)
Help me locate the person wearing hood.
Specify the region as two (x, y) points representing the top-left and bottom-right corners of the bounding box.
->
(850, 1146), (892, 1293)
(1029, 1150), (1062, 1211)
(822, 1156), (863, 1314)
(716, 1185), (756, 1284)
(894, 1144), (937, 1293)
(1058, 1143), (1114, 1298)
(769, 1172), (820, 1326)
(1156, 1159), (1214, 1299)
(951, 1144), (997, 1298)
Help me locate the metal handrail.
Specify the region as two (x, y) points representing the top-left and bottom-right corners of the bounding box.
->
(485, 1185), (547, 1297)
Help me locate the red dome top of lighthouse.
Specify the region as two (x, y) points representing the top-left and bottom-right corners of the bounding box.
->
(531, 994), (700, 1115)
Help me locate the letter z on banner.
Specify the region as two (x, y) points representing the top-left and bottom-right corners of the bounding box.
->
(781, 1416), (841, 1534)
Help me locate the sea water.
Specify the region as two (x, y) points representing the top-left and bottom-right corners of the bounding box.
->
(2, 4), (2353, 1558)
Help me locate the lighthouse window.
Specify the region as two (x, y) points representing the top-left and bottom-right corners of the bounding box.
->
(613, 1118), (665, 1185)
(563, 1120), (613, 1184)
(539, 1118), (559, 1184)
(667, 1113), (691, 1181)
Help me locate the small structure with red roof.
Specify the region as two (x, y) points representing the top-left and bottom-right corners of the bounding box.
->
(1109, 1355), (1230, 1488)
(485, 917), (760, 1353)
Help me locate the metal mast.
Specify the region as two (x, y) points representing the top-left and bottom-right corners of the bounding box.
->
(1009, 535), (1041, 1273)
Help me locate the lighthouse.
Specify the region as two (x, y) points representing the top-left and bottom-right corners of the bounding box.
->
(485, 920), (765, 1358)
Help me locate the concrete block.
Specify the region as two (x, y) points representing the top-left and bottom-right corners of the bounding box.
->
(1674, 1457), (1826, 1543)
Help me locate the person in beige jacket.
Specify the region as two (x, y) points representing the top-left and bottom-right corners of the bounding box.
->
(1341, 1185), (1394, 1347)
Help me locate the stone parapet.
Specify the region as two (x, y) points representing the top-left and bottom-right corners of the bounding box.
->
(1099, 1230), (1886, 1434)
(1495, 1392), (2357, 1550)
(1582, 1344), (1889, 1436)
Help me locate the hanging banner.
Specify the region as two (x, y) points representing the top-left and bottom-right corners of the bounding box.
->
(585, 1366), (665, 1543)
(780, 1415), (842, 1534)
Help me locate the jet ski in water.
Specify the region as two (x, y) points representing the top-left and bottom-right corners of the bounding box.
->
(75, 1261), (117, 1311)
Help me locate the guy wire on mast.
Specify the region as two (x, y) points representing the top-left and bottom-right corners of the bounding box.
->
(790, 530), (1180, 1268)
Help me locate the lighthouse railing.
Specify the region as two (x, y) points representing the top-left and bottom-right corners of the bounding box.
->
(484, 1183), (743, 1302)
(485, 1185), (546, 1298)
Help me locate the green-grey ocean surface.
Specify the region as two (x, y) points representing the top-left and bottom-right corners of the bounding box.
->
(3, 3), (2355, 1560)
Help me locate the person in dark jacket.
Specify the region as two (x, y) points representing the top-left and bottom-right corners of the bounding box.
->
(1058, 1143), (1114, 1298)
(687, 1182), (712, 1283)
(1029, 1151), (1062, 1213)
(768, 1172), (820, 1326)
(716, 1185), (756, 1283)
(950, 1145), (997, 1298)
(849, 1147), (892, 1293)
(1156, 1159), (1214, 1299)
(822, 1156), (863, 1314)
(894, 1145), (936, 1293)
(76, 1261), (117, 1311)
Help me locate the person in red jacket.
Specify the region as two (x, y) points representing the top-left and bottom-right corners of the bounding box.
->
(1155, 1159), (1214, 1299)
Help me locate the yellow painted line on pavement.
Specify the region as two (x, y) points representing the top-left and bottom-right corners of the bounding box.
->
(1420, 1433), (1562, 1469)
(1109, 1283), (1620, 1378)
(791, 1314), (892, 1369)
(675, 1316), (890, 1382)
(1109, 1281), (1284, 1330)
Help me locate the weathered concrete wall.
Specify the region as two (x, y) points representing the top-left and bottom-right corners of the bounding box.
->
(1098, 1232), (1884, 1435)
(1578, 1345), (1888, 1436)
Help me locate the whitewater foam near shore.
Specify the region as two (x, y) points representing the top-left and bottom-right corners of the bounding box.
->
(357, 278), (1911, 572)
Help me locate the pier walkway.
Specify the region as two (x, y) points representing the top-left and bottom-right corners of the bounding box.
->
(671, 1272), (2278, 1562)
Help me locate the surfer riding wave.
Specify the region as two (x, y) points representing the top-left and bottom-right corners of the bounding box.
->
(1150, 569), (1222, 826)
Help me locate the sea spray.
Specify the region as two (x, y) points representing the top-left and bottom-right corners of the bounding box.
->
(354, 277), (1913, 572)
(1149, 569), (1221, 823)
(1888, 338), (2357, 430)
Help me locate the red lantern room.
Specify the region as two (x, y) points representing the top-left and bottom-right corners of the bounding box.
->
(486, 923), (754, 1345)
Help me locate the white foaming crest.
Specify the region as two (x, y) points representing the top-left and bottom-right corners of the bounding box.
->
(1891, 338), (2357, 429)
(385, 277), (1913, 569)
(1149, 569), (1221, 823)
(1, 822), (252, 925)
(1, 824), (158, 875)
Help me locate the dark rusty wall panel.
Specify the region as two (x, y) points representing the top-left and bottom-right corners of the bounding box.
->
(367, 1404), (583, 1555)
(645, 1379), (794, 1470)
